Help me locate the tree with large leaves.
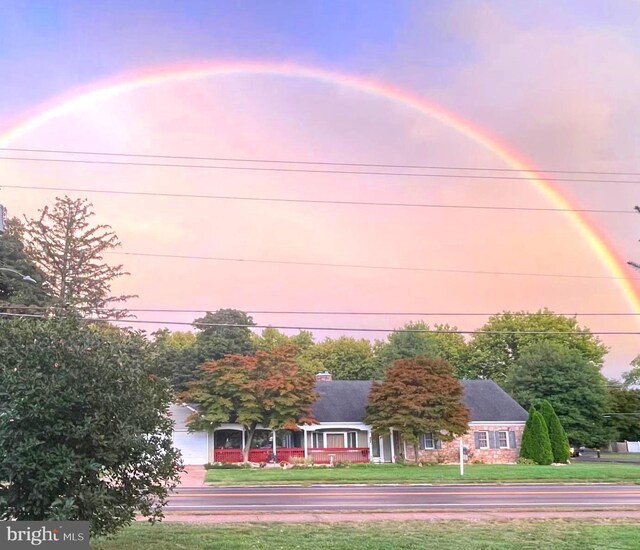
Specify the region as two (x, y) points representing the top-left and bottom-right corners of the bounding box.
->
(297, 336), (374, 380)
(251, 327), (315, 354)
(505, 341), (611, 447)
(365, 357), (469, 463)
(185, 347), (317, 462)
(23, 196), (133, 318)
(0, 316), (181, 536)
(606, 381), (640, 442)
(193, 309), (256, 362)
(151, 329), (200, 392)
(370, 322), (469, 378)
(466, 310), (607, 385)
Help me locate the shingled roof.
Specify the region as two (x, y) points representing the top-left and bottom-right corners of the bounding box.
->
(312, 379), (527, 423)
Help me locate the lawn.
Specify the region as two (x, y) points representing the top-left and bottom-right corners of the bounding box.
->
(204, 463), (640, 485)
(92, 521), (640, 550)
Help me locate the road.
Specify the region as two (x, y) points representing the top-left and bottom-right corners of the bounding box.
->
(168, 484), (640, 512)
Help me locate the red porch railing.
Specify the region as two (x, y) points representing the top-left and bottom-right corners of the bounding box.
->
(213, 447), (305, 463)
(213, 447), (369, 463)
(309, 448), (370, 464)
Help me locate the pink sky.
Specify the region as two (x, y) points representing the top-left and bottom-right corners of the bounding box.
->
(1, 71), (639, 379)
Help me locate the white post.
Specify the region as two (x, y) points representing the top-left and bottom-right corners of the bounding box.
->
(459, 437), (464, 476)
(303, 428), (308, 458)
(367, 429), (373, 462)
(379, 436), (385, 462)
(211, 429), (214, 463)
(241, 428), (246, 456)
(389, 428), (396, 464)
(272, 429), (277, 457)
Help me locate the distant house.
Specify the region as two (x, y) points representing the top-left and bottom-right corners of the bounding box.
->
(171, 372), (527, 465)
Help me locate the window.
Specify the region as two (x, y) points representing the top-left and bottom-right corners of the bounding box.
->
(311, 432), (324, 448)
(498, 431), (509, 449)
(477, 431), (489, 449)
(347, 431), (358, 448)
(421, 432), (435, 449)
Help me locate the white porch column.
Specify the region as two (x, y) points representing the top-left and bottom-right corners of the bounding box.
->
(241, 428), (246, 452)
(367, 429), (373, 462)
(389, 428), (396, 463)
(379, 436), (385, 462)
(272, 429), (277, 456)
(211, 429), (215, 463)
(303, 427), (308, 458)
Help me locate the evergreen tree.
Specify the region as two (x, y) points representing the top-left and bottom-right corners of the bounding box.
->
(539, 400), (570, 463)
(520, 407), (553, 465)
(23, 196), (133, 317)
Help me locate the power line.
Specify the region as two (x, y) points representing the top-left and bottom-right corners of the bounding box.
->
(4, 304), (640, 316)
(0, 311), (636, 334)
(4, 146), (640, 177)
(2, 154), (640, 184)
(107, 251), (640, 281)
(1, 184), (634, 215)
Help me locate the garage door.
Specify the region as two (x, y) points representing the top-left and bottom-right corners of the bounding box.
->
(173, 431), (209, 464)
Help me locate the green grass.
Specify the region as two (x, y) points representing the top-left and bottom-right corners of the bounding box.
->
(91, 521), (640, 550)
(204, 463), (640, 485)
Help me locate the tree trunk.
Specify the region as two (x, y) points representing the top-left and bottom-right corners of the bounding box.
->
(242, 423), (257, 463)
(413, 442), (420, 464)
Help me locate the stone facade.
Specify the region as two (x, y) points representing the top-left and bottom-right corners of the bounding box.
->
(403, 423), (525, 464)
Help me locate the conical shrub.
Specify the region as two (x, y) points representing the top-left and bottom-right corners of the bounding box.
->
(520, 407), (554, 465)
(539, 400), (570, 463)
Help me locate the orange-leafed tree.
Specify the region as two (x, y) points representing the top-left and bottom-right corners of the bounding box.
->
(184, 347), (317, 462)
(365, 357), (470, 463)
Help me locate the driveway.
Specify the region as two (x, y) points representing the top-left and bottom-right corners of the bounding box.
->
(178, 465), (206, 487)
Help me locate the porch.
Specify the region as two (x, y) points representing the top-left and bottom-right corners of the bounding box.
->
(214, 447), (370, 464)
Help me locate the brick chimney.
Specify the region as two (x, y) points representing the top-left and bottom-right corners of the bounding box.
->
(315, 371), (332, 382)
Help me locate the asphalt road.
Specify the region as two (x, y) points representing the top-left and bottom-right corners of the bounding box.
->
(168, 484), (640, 512)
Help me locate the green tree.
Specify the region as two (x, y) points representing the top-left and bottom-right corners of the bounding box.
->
(623, 356), (640, 388)
(365, 357), (469, 463)
(505, 341), (610, 447)
(370, 322), (468, 378)
(23, 196), (134, 317)
(0, 217), (48, 309)
(520, 407), (553, 465)
(252, 327), (315, 354)
(606, 382), (640, 442)
(539, 400), (570, 463)
(151, 329), (200, 392)
(298, 336), (374, 380)
(467, 310), (607, 385)
(193, 309), (256, 362)
(185, 347), (317, 463)
(0, 317), (181, 536)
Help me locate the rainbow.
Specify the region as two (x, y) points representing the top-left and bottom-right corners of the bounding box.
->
(1, 61), (638, 313)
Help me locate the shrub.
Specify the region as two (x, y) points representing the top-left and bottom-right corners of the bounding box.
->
(539, 400), (571, 463)
(334, 460), (352, 468)
(516, 457), (536, 465)
(520, 408), (554, 465)
(289, 456), (314, 467)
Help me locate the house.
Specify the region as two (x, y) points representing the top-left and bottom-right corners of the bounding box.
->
(170, 373), (528, 465)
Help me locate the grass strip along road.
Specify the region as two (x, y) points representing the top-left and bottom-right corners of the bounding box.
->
(204, 463), (640, 485)
(92, 521), (640, 550)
